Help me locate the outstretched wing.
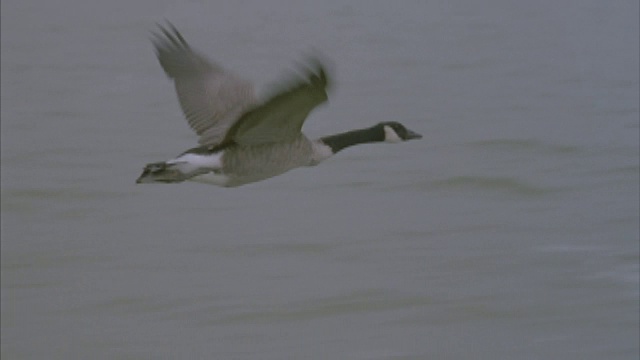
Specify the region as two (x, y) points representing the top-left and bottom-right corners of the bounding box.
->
(152, 23), (257, 146)
(225, 62), (330, 146)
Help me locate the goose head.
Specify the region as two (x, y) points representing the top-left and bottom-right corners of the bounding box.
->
(377, 122), (422, 143)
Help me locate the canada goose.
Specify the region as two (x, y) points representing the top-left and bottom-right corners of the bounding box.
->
(136, 23), (421, 187)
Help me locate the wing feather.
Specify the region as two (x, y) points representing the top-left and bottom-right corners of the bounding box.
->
(152, 22), (257, 146)
(226, 62), (330, 146)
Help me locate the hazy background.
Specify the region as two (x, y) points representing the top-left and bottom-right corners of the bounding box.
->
(2, 0), (638, 359)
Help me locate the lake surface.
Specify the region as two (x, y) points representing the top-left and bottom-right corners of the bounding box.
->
(2, 0), (638, 359)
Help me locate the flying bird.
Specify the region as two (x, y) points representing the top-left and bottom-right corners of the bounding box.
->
(136, 22), (421, 187)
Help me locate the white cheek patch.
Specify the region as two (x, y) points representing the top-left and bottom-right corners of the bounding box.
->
(383, 125), (403, 143)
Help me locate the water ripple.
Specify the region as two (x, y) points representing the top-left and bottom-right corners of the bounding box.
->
(425, 176), (561, 196)
(467, 138), (580, 154)
(213, 290), (433, 325)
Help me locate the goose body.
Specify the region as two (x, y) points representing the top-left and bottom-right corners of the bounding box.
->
(136, 23), (421, 187)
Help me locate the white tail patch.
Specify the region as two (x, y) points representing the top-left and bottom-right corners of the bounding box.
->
(166, 152), (223, 174)
(190, 172), (231, 186)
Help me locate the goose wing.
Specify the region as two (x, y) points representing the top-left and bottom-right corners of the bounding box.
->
(152, 23), (257, 146)
(226, 62), (329, 146)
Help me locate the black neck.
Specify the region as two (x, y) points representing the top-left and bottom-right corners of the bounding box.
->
(320, 126), (384, 154)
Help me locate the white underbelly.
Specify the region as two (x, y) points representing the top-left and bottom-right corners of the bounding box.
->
(188, 172), (231, 187)
(182, 136), (316, 187)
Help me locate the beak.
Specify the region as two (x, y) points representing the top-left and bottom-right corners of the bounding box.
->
(405, 129), (422, 140)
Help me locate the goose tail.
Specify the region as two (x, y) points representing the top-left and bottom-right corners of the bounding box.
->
(136, 161), (189, 184)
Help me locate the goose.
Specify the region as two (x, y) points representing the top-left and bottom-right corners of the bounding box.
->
(136, 23), (422, 187)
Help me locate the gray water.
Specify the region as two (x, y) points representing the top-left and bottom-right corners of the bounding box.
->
(1, 0), (638, 359)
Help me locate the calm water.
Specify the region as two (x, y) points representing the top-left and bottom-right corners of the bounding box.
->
(2, 0), (638, 359)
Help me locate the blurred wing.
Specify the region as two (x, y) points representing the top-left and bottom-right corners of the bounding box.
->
(228, 62), (330, 146)
(152, 23), (257, 146)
